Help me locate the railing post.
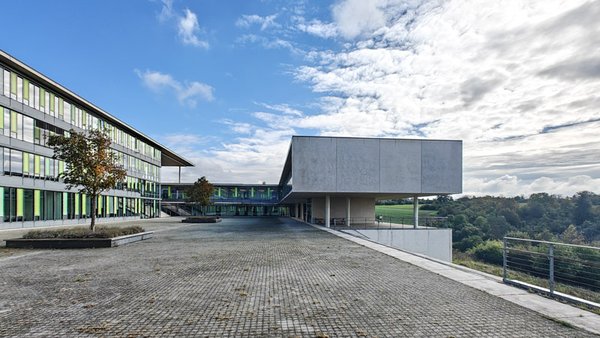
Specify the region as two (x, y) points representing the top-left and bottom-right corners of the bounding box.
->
(503, 238), (507, 282)
(549, 244), (555, 295)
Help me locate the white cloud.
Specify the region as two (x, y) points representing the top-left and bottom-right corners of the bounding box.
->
(163, 1), (600, 197)
(157, 1), (209, 48)
(236, 34), (302, 54)
(296, 19), (338, 39)
(135, 69), (214, 107)
(332, 0), (388, 39)
(158, 0), (173, 22)
(236, 14), (279, 31)
(178, 9), (209, 48)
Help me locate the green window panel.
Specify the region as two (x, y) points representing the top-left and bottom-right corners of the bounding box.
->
(45, 158), (50, 177)
(22, 152), (29, 173)
(39, 88), (45, 108)
(49, 93), (55, 112)
(10, 111), (16, 133)
(34, 127), (40, 143)
(10, 72), (16, 95)
(82, 194), (87, 215)
(113, 196), (117, 213)
(98, 195), (103, 213)
(58, 161), (64, 174)
(16, 188), (23, 218)
(75, 194), (79, 216)
(34, 190), (41, 217)
(63, 193), (68, 216)
(58, 98), (63, 116)
(34, 155), (40, 175)
(23, 79), (29, 100)
(0, 108), (3, 130)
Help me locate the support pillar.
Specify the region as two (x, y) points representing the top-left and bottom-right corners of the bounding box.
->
(178, 166), (181, 184)
(413, 196), (419, 229)
(299, 203), (304, 222)
(295, 204), (299, 219)
(346, 197), (351, 227)
(325, 195), (331, 228)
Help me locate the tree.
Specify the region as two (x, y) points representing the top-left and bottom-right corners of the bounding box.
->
(187, 176), (214, 215)
(48, 129), (127, 231)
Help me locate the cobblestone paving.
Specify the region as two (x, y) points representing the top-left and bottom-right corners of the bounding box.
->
(0, 217), (596, 337)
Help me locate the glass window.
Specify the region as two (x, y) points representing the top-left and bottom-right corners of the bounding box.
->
(3, 108), (8, 136)
(2, 70), (8, 97)
(23, 116), (33, 143)
(54, 192), (62, 220)
(16, 113), (22, 140)
(10, 149), (22, 175)
(44, 191), (54, 221)
(0, 68), (3, 96)
(34, 85), (39, 110)
(63, 101), (70, 123)
(3, 148), (9, 174)
(23, 189), (34, 221)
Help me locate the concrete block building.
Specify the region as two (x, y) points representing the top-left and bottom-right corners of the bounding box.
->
(279, 136), (462, 227)
(163, 136), (462, 229)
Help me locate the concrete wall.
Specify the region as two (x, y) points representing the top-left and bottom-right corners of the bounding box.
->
(345, 228), (453, 262)
(291, 137), (462, 195)
(311, 197), (375, 221)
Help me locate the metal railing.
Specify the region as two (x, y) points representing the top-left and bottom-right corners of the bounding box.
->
(322, 216), (448, 229)
(503, 237), (600, 306)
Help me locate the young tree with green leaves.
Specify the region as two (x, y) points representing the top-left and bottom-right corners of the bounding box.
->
(48, 129), (127, 231)
(187, 176), (214, 215)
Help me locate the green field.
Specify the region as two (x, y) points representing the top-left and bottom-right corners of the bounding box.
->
(375, 204), (437, 224)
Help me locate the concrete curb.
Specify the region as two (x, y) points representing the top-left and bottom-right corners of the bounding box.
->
(308, 222), (600, 336)
(5, 231), (154, 249)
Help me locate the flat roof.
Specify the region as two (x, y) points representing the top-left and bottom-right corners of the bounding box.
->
(0, 50), (194, 167)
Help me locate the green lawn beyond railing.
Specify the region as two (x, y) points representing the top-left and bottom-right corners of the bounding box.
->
(375, 205), (437, 226)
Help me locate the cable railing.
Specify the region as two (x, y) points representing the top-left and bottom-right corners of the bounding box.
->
(503, 237), (600, 308)
(321, 216), (448, 229)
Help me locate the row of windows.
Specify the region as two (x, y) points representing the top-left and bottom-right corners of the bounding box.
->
(161, 185), (280, 201)
(0, 186), (160, 223)
(0, 105), (160, 182)
(0, 66), (161, 161)
(0, 146), (160, 198)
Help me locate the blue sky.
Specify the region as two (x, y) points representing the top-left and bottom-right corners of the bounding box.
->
(2, 0), (599, 196)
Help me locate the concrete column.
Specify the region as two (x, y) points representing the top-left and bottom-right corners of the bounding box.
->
(178, 166), (181, 184)
(325, 195), (331, 228)
(413, 196), (419, 229)
(299, 203), (304, 222)
(295, 204), (299, 218)
(346, 197), (351, 227)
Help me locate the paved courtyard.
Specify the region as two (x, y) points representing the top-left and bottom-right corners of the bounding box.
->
(0, 217), (596, 337)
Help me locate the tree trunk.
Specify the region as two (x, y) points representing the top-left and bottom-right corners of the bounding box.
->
(90, 194), (97, 232)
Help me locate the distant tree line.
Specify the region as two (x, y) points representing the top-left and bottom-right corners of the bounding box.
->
(419, 192), (600, 291)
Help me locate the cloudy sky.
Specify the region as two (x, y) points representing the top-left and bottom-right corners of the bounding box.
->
(2, 0), (599, 197)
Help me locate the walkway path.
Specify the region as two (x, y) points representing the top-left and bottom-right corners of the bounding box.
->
(0, 217), (596, 337)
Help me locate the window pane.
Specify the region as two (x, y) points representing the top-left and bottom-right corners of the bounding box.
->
(23, 116), (33, 143)
(11, 150), (22, 175)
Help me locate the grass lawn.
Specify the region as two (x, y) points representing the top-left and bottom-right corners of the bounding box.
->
(375, 204), (437, 225)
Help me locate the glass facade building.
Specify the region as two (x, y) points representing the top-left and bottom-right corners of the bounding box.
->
(0, 51), (192, 229)
(161, 183), (289, 217)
